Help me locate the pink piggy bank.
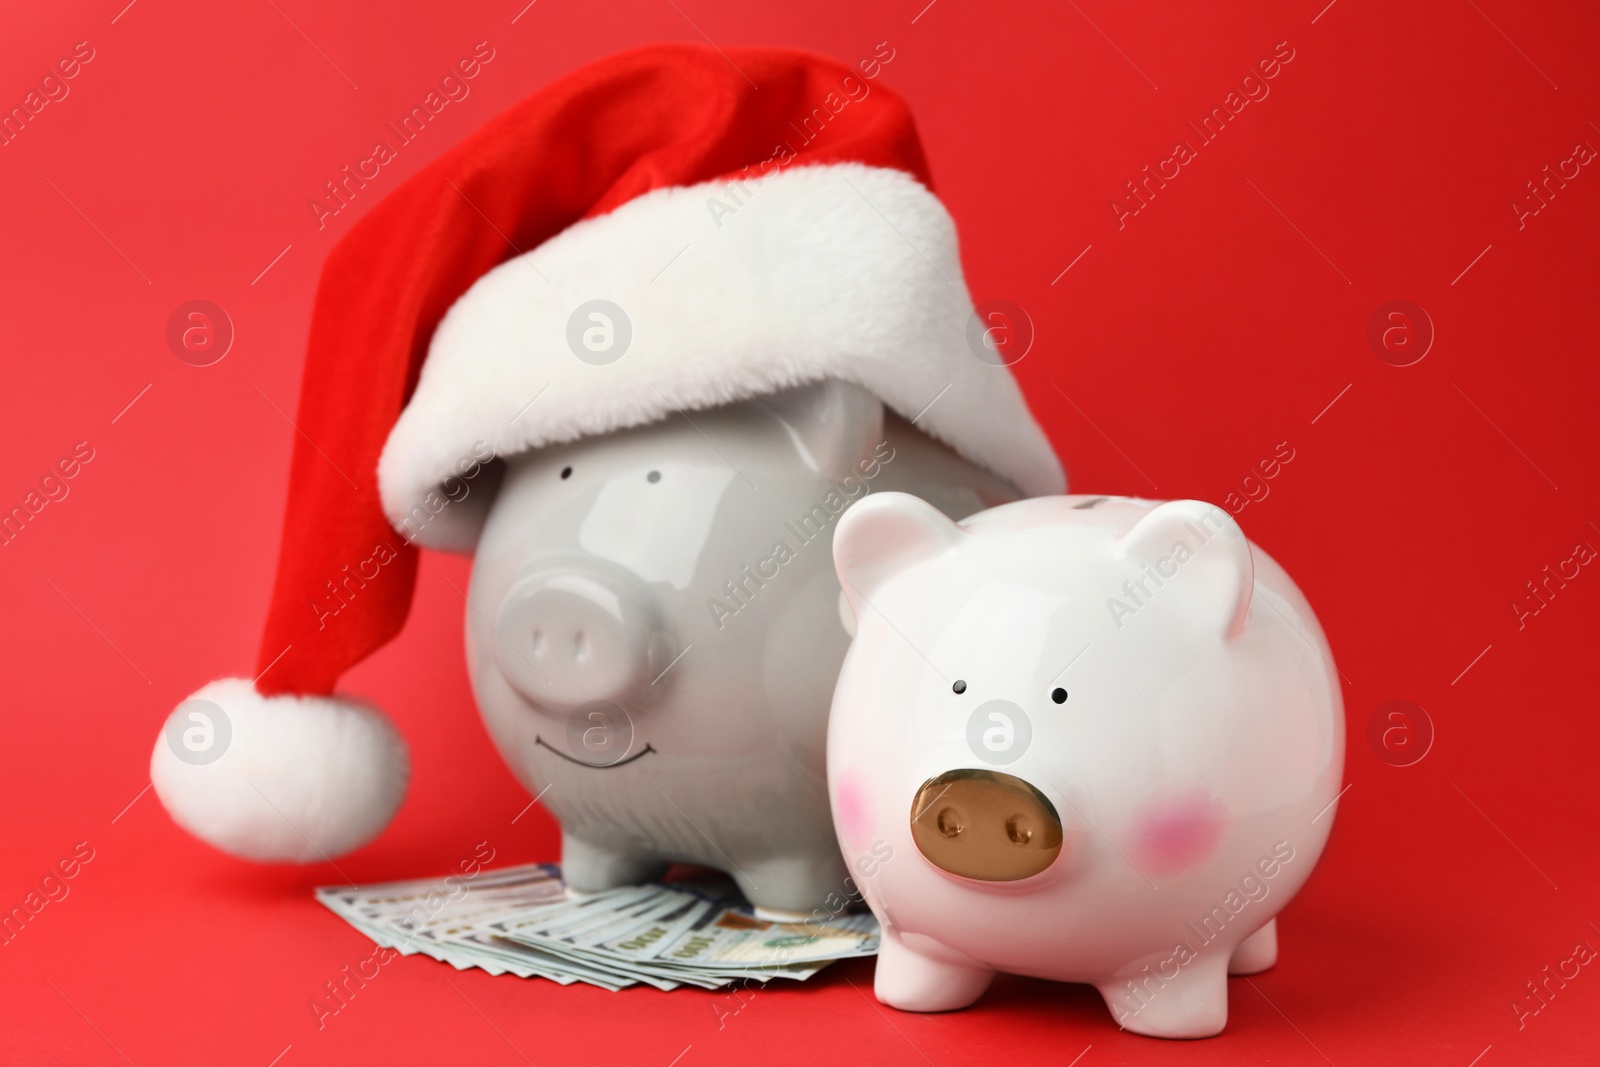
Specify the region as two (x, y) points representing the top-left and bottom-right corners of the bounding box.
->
(827, 492), (1344, 1038)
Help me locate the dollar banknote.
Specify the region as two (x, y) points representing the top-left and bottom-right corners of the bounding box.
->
(316, 862), (878, 990)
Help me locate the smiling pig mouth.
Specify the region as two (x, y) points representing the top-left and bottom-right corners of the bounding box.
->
(534, 735), (656, 769)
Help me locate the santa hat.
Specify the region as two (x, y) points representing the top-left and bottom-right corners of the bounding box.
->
(150, 43), (1064, 862)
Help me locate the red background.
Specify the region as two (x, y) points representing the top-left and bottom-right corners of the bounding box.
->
(2, 1), (1597, 1064)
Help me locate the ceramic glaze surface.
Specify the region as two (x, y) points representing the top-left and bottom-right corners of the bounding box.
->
(466, 382), (1019, 915)
(827, 492), (1344, 1037)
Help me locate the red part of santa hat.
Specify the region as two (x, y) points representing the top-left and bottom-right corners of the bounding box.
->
(150, 43), (1063, 863)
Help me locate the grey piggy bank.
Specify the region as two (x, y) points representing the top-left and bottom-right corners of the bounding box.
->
(466, 381), (1019, 914)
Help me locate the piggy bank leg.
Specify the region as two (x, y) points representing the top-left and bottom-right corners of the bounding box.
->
(1098, 955), (1229, 1039)
(1227, 918), (1277, 975)
(560, 832), (667, 893)
(731, 852), (852, 920)
(874, 929), (994, 1012)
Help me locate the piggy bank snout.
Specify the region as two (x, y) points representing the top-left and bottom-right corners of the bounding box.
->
(910, 770), (1064, 882)
(492, 567), (670, 708)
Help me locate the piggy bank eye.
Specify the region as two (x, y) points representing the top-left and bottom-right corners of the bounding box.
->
(1050, 688), (1068, 704)
(560, 466), (573, 480)
(647, 470), (661, 483)
(952, 679), (967, 695)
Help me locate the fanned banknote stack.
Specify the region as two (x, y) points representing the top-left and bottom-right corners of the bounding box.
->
(316, 862), (879, 990)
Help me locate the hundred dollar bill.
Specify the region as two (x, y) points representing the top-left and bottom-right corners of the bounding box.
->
(317, 863), (565, 946)
(654, 908), (881, 970)
(317, 861), (879, 990)
(492, 883), (873, 983)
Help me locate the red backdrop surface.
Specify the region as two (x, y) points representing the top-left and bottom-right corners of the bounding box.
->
(2, 1), (1597, 1065)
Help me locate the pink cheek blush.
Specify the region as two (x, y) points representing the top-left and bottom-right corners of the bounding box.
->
(833, 772), (874, 852)
(1132, 793), (1228, 876)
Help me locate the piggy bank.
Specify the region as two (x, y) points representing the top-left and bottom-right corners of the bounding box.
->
(827, 492), (1343, 1037)
(467, 381), (1019, 916)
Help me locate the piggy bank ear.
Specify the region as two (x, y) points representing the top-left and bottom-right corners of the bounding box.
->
(760, 379), (884, 480)
(833, 492), (963, 618)
(1117, 500), (1253, 639)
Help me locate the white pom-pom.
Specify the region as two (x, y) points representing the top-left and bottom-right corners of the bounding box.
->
(150, 678), (409, 862)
